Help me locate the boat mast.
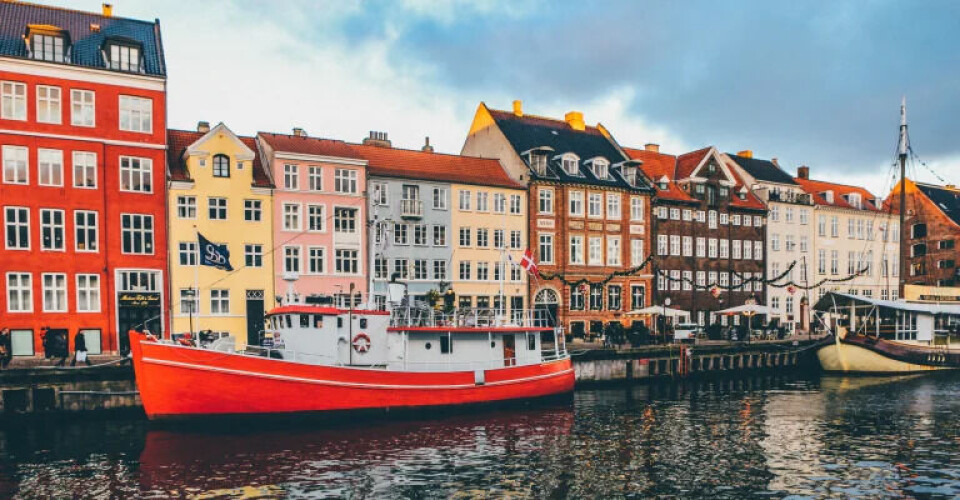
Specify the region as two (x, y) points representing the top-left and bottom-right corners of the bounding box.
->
(898, 97), (909, 296)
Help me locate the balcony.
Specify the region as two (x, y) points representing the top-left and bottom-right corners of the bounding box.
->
(767, 191), (814, 205)
(400, 199), (424, 219)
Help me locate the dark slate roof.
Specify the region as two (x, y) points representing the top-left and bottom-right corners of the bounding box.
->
(726, 153), (796, 185)
(917, 183), (960, 226)
(0, 2), (165, 77)
(487, 106), (652, 191)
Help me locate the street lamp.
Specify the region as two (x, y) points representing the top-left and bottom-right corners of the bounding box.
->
(662, 297), (672, 341)
(183, 287), (197, 338)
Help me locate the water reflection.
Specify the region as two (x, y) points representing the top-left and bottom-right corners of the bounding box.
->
(2, 373), (960, 498)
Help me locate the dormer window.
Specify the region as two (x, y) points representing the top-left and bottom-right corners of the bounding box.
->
(623, 166), (637, 186)
(104, 39), (143, 73)
(707, 163), (717, 174)
(561, 154), (580, 176)
(847, 193), (862, 209)
(213, 154), (230, 178)
(529, 153), (547, 176)
(591, 159), (609, 179)
(26, 26), (70, 63)
(822, 191), (834, 204)
(657, 175), (670, 191)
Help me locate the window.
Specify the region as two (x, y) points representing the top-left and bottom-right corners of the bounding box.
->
(670, 235), (680, 256)
(658, 235), (668, 256)
(393, 258), (410, 280)
(210, 289), (230, 315)
(539, 189), (554, 214)
(36, 85), (61, 124)
(121, 214), (154, 254)
(413, 259), (428, 280)
(510, 194), (522, 214)
(494, 229), (504, 249)
(244, 200), (262, 222)
(731, 240), (741, 260)
(476, 192), (489, 211)
(434, 260), (447, 280)
(5, 207), (29, 250)
(39, 209), (64, 250)
(245, 244), (263, 268)
(830, 216), (839, 237)
(720, 213), (729, 225)
(476, 228), (489, 247)
(800, 235), (809, 253)
(334, 208), (357, 233)
(670, 208), (681, 220)
(119, 156), (152, 193)
(631, 239), (644, 266)
(71, 274), (100, 313)
(179, 288), (198, 315)
(207, 197), (227, 221)
(570, 286), (585, 310)
(284, 246), (301, 273)
(785, 234), (795, 252)
(335, 249), (359, 274)
(770, 206), (780, 222)
(6, 272), (32, 312)
(459, 261), (471, 280)
(370, 182), (387, 205)
(334, 169), (357, 194)
(562, 155), (579, 176)
(3, 145), (28, 184)
(433, 225), (447, 246)
(603, 193), (620, 220)
(696, 237), (706, 258)
(307, 247), (325, 274)
(754, 241), (762, 261)
(74, 210), (98, 252)
(606, 285), (622, 311)
(539, 234), (554, 263)
(37, 149), (63, 187)
(589, 236), (603, 265)
(66, 89), (97, 127)
(178, 241), (197, 266)
(66, 151), (96, 189)
(108, 43), (141, 72)
(830, 250), (839, 275)
(569, 191), (584, 216)
(720, 239), (729, 258)
(1, 81), (26, 120)
(459, 189), (472, 210)
(392, 223), (408, 245)
(709, 210), (717, 228)
(510, 230), (522, 249)
(308, 166), (323, 191)
(771, 234), (780, 251)
(212, 154), (230, 178)
(283, 164), (299, 190)
(570, 235), (584, 264)
(588, 193), (603, 218)
(42, 273), (67, 312)
(589, 284), (603, 310)
(118, 95), (152, 133)
(683, 236), (693, 257)
(743, 240), (753, 260)
(630, 196), (644, 221)
(785, 207), (794, 223)
(607, 236), (621, 266)
(708, 238), (718, 258)
(630, 285), (645, 310)
(307, 205), (325, 232)
(414, 224), (428, 246)
(671, 270), (681, 291)
(818, 215), (827, 236)
(433, 187), (448, 210)
(732, 214), (741, 225)
(493, 193), (506, 213)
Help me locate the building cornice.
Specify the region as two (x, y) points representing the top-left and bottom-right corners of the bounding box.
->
(0, 57), (166, 92)
(0, 128), (166, 149)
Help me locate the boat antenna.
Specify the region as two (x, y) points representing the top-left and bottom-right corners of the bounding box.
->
(898, 97), (908, 297)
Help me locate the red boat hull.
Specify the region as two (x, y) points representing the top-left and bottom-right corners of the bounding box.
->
(129, 334), (575, 420)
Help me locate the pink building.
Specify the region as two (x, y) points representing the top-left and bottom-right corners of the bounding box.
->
(257, 131), (368, 305)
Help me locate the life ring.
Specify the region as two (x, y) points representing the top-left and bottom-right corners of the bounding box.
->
(352, 333), (371, 353)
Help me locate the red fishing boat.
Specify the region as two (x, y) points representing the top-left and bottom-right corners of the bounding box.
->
(129, 302), (574, 420)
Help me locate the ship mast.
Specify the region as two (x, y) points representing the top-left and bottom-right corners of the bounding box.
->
(898, 97), (909, 296)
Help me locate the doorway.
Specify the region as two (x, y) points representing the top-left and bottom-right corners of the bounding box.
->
(503, 334), (516, 367)
(246, 290), (265, 346)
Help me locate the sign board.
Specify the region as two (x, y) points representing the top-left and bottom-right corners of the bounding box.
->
(118, 292), (161, 307)
(569, 220), (585, 230)
(606, 223), (620, 232)
(537, 218), (555, 229)
(629, 224), (645, 235)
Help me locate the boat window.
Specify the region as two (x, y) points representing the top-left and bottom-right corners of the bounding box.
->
(440, 333), (453, 354)
(337, 317), (343, 328)
(284, 316), (292, 329)
(527, 333), (537, 351)
(425, 342), (432, 350)
(360, 318), (368, 329)
(491, 341), (496, 348)
(314, 316), (323, 328)
(300, 315), (310, 328)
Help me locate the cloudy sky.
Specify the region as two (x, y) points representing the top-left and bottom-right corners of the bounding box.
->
(53, 0), (960, 194)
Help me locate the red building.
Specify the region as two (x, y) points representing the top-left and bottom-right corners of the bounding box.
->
(0, 3), (167, 355)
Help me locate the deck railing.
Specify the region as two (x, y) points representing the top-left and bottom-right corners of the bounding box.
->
(389, 307), (554, 329)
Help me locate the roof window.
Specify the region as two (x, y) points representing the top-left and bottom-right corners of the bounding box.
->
(103, 38), (143, 73)
(590, 159), (609, 180)
(26, 26), (70, 63)
(561, 154), (580, 176)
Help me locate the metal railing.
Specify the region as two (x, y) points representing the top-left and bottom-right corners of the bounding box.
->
(390, 308), (554, 328)
(768, 191), (814, 205)
(400, 199), (423, 217)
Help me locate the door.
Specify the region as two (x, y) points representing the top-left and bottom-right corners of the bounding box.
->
(246, 290), (265, 346)
(503, 334), (516, 367)
(117, 302), (161, 353)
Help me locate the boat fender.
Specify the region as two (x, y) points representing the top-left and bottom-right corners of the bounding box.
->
(352, 333), (371, 353)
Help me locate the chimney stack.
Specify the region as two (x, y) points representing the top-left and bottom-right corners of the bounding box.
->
(797, 165), (810, 180)
(737, 150), (753, 159)
(512, 100), (523, 117)
(196, 121), (210, 133)
(421, 136), (434, 153)
(644, 143), (660, 153)
(771, 157), (779, 166)
(564, 111), (585, 131)
(292, 127), (307, 137)
(362, 131), (392, 148)
(102, 3), (113, 17)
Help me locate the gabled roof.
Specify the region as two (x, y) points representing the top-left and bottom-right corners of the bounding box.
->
(167, 129), (273, 188)
(622, 147), (693, 203)
(793, 177), (882, 212)
(484, 104), (650, 191)
(351, 144), (522, 189)
(257, 132), (362, 161)
(726, 154), (797, 185)
(675, 147), (714, 179)
(915, 182), (960, 226)
(0, 1), (165, 77)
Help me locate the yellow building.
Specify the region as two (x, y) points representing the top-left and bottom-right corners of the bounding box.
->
(167, 123), (275, 346)
(451, 182), (529, 318)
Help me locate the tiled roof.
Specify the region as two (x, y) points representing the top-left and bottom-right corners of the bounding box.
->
(351, 144), (522, 189)
(0, 1), (165, 77)
(726, 154), (797, 185)
(257, 132), (362, 160)
(486, 105), (652, 191)
(167, 129), (273, 188)
(622, 147), (693, 203)
(916, 182), (960, 226)
(793, 177), (882, 211)
(675, 147), (712, 179)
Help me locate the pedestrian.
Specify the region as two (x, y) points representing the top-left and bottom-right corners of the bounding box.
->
(71, 330), (91, 367)
(0, 328), (11, 369)
(41, 327), (51, 359)
(54, 330), (68, 367)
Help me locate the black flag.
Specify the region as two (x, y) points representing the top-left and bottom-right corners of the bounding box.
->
(198, 233), (234, 271)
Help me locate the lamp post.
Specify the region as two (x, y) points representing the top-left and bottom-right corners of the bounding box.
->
(662, 297), (672, 342)
(184, 287), (197, 338)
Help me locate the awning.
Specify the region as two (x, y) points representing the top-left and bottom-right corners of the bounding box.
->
(813, 291), (960, 315)
(625, 306), (691, 319)
(715, 304), (774, 316)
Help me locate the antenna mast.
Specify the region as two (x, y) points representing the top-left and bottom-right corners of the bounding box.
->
(898, 97), (908, 295)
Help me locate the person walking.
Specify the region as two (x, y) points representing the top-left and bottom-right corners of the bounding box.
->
(71, 331), (91, 367)
(54, 330), (68, 367)
(0, 328), (11, 369)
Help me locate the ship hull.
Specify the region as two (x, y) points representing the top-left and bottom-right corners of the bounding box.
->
(817, 334), (960, 374)
(130, 336), (575, 420)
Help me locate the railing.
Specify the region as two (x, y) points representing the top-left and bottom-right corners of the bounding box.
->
(390, 308), (554, 329)
(400, 199), (423, 218)
(397, 350), (569, 372)
(768, 191), (814, 205)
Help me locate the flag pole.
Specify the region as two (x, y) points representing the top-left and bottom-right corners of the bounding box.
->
(194, 225), (200, 341)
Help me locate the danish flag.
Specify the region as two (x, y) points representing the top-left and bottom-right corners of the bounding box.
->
(519, 249), (539, 275)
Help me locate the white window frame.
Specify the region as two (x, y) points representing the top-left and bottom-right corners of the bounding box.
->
(208, 197), (228, 221)
(307, 246), (326, 275)
(4, 206), (30, 250)
(539, 188), (554, 214)
(606, 236), (621, 266)
(282, 203), (302, 231)
(334, 168), (358, 194)
(283, 164), (299, 190)
(308, 166), (323, 192)
(39, 208), (65, 251)
(5, 272), (32, 312)
(72, 151), (97, 189)
(630, 196), (644, 221)
(119, 156), (153, 193)
(70, 89), (95, 127)
(41, 272), (67, 312)
(74, 210), (98, 252)
(118, 95), (152, 133)
(539, 233), (554, 264)
(307, 204), (325, 232)
(120, 213), (154, 255)
(75, 274), (101, 313)
(210, 289), (230, 315)
(36, 85), (61, 124)
(2, 145), (28, 185)
(1, 81), (27, 121)
(37, 148), (63, 187)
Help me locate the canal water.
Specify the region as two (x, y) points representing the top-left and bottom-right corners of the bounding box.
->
(2, 373), (960, 498)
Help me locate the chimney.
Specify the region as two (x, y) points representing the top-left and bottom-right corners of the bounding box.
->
(564, 111), (585, 131)
(512, 100), (523, 117)
(421, 136), (434, 153)
(362, 131), (392, 148)
(797, 165), (810, 180)
(644, 143), (660, 153)
(737, 150), (753, 159)
(102, 3), (113, 17)
(771, 157), (779, 166)
(196, 121), (210, 133)
(292, 127), (307, 137)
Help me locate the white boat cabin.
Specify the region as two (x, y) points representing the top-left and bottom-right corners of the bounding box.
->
(814, 292), (960, 345)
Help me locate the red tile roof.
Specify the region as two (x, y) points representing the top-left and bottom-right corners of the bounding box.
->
(793, 177), (882, 211)
(257, 132), (362, 160)
(675, 147), (713, 179)
(351, 143), (522, 189)
(166, 128), (273, 188)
